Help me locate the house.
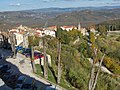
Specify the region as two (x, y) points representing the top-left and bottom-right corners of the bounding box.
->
(77, 22), (88, 36)
(40, 54), (51, 67)
(80, 28), (88, 36)
(61, 26), (77, 31)
(34, 28), (56, 37)
(0, 34), (3, 42)
(23, 33), (29, 48)
(0, 34), (3, 47)
(17, 25), (29, 32)
(90, 28), (96, 34)
(34, 53), (51, 67)
(13, 33), (23, 46)
(35, 28), (43, 37)
(48, 26), (57, 31)
(9, 25), (29, 47)
(43, 29), (56, 37)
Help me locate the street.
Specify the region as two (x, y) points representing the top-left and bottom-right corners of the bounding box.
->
(0, 48), (65, 90)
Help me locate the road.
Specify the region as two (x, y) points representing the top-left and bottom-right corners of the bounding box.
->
(88, 58), (113, 75)
(0, 48), (65, 90)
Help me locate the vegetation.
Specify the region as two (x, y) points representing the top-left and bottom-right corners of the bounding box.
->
(28, 36), (40, 47)
(33, 26), (120, 90)
(1, 7), (120, 90)
(0, 9), (120, 30)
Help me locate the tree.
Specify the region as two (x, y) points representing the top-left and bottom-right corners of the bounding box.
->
(98, 25), (107, 37)
(88, 31), (106, 90)
(91, 54), (105, 90)
(56, 27), (62, 84)
(28, 36), (40, 47)
(116, 36), (120, 42)
(43, 36), (48, 79)
(57, 39), (61, 84)
(31, 46), (36, 73)
(9, 33), (17, 59)
(28, 35), (37, 73)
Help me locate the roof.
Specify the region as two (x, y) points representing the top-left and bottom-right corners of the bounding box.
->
(61, 26), (76, 28)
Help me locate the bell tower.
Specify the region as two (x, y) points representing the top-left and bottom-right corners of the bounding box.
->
(78, 22), (81, 30)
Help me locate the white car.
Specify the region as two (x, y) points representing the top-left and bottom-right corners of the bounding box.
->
(0, 78), (4, 87)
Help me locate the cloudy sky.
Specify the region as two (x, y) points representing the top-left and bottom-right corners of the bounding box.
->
(0, 0), (120, 11)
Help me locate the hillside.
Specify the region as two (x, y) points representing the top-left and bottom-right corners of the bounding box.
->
(0, 7), (120, 31)
(48, 9), (120, 27)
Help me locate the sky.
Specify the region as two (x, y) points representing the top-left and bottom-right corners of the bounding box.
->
(0, 0), (120, 11)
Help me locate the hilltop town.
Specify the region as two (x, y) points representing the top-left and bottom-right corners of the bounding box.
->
(0, 5), (120, 90)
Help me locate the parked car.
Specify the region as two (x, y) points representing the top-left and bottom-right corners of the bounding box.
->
(25, 51), (44, 60)
(16, 46), (23, 52)
(21, 48), (31, 55)
(0, 54), (2, 59)
(0, 64), (11, 73)
(2, 73), (12, 82)
(0, 69), (14, 78)
(0, 64), (10, 69)
(7, 72), (20, 87)
(3, 43), (12, 50)
(34, 52), (42, 59)
(18, 48), (25, 53)
(15, 75), (26, 88)
(21, 78), (35, 90)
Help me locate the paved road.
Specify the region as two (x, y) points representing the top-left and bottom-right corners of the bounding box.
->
(88, 58), (113, 75)
(0, 48), (65, 90)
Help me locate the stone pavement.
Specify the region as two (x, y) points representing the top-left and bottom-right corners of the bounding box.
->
(5, 52), (65, 90)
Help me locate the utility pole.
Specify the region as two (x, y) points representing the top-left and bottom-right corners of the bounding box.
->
(57, 40), (62, 84)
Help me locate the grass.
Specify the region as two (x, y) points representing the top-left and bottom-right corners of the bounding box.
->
(35, 64), (76, 90)
(35, 64), (43, 77)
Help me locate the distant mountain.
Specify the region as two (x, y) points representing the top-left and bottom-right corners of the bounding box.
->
(0, 6), (120, 30)
(47, 8), (120, 27)
(24, 6), (120, 13)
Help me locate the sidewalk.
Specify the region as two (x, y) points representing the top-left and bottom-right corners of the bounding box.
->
(6, 53), (65, 90)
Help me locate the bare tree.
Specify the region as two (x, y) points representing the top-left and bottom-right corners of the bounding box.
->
(57, 40), (62, 84)
(9, 33), (17, 59)
(89, 54), (105, 90)
(92, 54), (105, 90)
(56, 27), (62, 84)
(88, 31), (106, 90)
(89, 48), (105, 90)
(43, 36), (48, 79)
(31, 46), (36, 73)
(89, 62), (95, 90)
